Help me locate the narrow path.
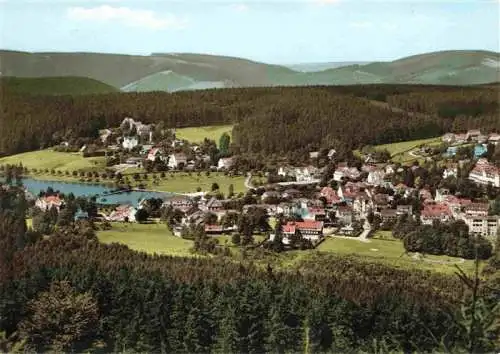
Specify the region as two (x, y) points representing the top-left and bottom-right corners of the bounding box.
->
(244, 173), (254, 189)
(328, 229), (372, 243)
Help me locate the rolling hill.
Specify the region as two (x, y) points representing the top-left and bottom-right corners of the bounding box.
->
(285, 61), (370, 72)
(0, 49), (498, 92)
(0, 76), (117, 95)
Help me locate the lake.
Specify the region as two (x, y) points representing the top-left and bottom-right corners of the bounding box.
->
(18, 177), (173, 205)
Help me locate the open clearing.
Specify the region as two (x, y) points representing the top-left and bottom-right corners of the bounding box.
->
(353, 137), (441, 164)
(316, 233), (475, 274)
(0, 149), (105, 172)
(375, 137), (441, 155)
(97, 224), (476, 274)
(98, 223), (195, 257)
(137, 172), (247, 194)
(175, 125), (233, 145)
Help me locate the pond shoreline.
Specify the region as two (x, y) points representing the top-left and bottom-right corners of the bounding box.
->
(10, 176), (174, 206)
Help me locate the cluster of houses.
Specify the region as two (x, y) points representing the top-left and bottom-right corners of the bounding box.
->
(32, 125), (500, 246)
(32, 138), (500, 243)
(422, 190), (499, 238)
(441, 130), (500, 146)
(98, 117), (235, 172)
(441, 130), (500, 159)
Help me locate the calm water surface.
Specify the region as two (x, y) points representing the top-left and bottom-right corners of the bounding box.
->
(19, 177), (172, 205)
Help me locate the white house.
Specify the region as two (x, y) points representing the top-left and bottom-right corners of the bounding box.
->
(122, 136), (139, 150)
(108, 205), (137, 222)
(309, 151), (319, 159)
(442, 133), (456, 144)
(218, 157), (234, 170)
(334, 166), (360, 182)
(488, 133), (500, 145)
(99, 129), (112, 143)
(443, 166), (458, 179)
(295, 167), (315, 182)
(468, 158), (500, 187)
(367, 169), (386, 186)
(434, 188), (451, 202)
(168, 153), (188, 169)
(278, 166), (294, 177)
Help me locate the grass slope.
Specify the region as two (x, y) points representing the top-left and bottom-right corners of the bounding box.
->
(138, 172), (246, 194)
(0, 50), (297, 90)
(0, 149), (106, 171)
(0, 76), (117, 95)
(375, 137), (441, 156)
(311, 50), (500, 86)
(97, 224), (475, 274)
(317, 233), (476, 274)
(98, 223), (195, 257)
(2, 50), (498, 92)
(175, 125), (233, 144)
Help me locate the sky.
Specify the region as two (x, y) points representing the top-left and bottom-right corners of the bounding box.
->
(0, 0), (499, 63)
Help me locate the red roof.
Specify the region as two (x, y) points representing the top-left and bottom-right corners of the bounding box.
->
(320, 187), (341, 204)
(44, 195), (62, 203)
(471, 159), (499, 175)
(282, 221), (323, 233)
(205, 224), (223, 231)
(308, 207), (326, 215)
(421, 204), (451, 217)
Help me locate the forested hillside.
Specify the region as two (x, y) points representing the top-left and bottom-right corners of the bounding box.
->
(1, 50), (498, 92)
(0, 77), (117, 96)
(0, 84), (498, 158)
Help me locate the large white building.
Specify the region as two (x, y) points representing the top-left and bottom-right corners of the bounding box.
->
(468, 158), (500, 187)
(464, 215), (500, 240)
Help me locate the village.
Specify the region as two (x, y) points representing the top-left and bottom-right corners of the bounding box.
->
(29, 120), (500, 254)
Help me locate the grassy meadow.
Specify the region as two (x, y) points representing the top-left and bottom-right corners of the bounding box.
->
(137, 171), (246, 194)
(314, 231), (476, 274)
(96, 223), (475, 275)
(98, 223), (195, 257)
(175, 125), (233, 145)
(0, 149), (106, 172)
(354, 137), (442, 164)
(376, 137), (441, 156)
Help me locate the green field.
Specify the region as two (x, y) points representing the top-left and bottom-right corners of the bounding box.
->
(175, 125), (233, 145)
(0, 149), (106, 172)
(98, 223), (195, 257)
(354, 137), (442, 164)
(316, 234), (476, 274)
(375, 137), (441, 156)
(137, 172), (246, 194)
(97, 223), (476, 274)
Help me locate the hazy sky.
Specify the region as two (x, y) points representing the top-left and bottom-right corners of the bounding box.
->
(0, 0), (499, 63)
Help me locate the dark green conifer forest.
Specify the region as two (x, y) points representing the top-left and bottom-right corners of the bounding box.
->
(1, 84), (498, 158)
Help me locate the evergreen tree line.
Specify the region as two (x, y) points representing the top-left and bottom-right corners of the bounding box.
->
(1, 85), (498, 157)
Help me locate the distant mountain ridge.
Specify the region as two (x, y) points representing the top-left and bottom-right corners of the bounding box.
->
(0, 49), (498, 92)
(285, 61), (371, 72)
